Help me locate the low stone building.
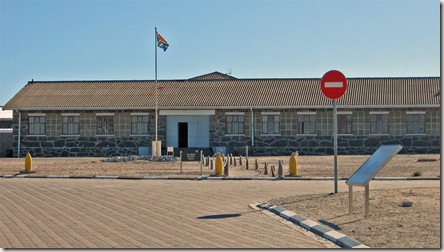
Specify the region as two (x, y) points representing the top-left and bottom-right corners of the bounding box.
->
(3, 72), (440, 157)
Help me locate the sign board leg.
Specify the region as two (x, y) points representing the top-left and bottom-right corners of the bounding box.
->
(365, 185), (370, 218)
(349, 185), (353, 215)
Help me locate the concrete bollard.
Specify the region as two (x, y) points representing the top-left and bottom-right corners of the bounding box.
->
(245, 158), (249, 170)
(278, 160), (283, 178)
(255, 159), (258, 170)
(224, 160), (229, 176)
(234, 156), (237, 166)
(271, 165), (276, 177)
(215, 153), (223, 176)
(230, 154), (233, 165)
(289, 152), (298, 176)
(25, 152), (32, 172)
(264, 162), (268, 175)
(239, 156), (242, 166)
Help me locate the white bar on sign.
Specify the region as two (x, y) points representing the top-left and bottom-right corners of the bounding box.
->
(325, 82), (343, 88)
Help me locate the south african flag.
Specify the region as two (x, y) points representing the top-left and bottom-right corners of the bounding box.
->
(156, 32), (169, 51)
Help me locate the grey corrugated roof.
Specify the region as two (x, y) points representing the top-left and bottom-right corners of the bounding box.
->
(4, 75), (440, 110)
(188, 71), (237, 81)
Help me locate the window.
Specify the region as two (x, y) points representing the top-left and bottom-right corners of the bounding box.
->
(131, 115), (149, 134)
(226, 115), (244, 134)
(262, 115), (280, 134)
(407, 113), (425, 134)
(370, 113), (389, 134)
(96, 116), (114, 135)
(29, 116), (46, 135)
(298, 114), (316, 134)
(338, 114), (353, 134)
(62, 116), (80, 135)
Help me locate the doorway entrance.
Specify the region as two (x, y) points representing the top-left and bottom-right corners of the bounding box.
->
(178, 122), (188, 148)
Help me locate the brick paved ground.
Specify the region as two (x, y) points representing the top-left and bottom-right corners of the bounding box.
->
(0, 179), (438, 248)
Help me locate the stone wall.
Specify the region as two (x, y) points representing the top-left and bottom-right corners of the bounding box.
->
(226, 135), (440, 156)
(210, 109), (441, 156)
(10, 108), (441, 157)
(0, 132), (13, 157)
(13, 135), (167, 157)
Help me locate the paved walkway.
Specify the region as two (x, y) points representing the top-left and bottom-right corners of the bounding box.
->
(0, 179), (438, 248)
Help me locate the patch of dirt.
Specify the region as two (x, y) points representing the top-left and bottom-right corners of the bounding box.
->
(268, 187), (440, 248)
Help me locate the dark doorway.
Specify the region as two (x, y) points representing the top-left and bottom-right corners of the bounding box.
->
(178, 122), (188, 148)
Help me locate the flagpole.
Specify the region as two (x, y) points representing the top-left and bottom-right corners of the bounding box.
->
(154, 27), (158, 144)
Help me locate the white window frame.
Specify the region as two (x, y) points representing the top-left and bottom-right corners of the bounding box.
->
(369, 111), (389, 135)
(406, 111), (426, 135)
(261, 112), (281, 136)
(28, 113), (46, 136)
(225, 112), (245, 136)
(130, 113), (149, 135)
(297, 112), (316, 135)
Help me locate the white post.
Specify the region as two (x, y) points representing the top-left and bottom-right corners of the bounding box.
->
(333, 99), (338, 193)
(17, 110), (21, 158)
(200, 150), (203, 175)
(250, 108), (254, 147)
(179, 151), (183, 173)
(153, 27), (161, 156)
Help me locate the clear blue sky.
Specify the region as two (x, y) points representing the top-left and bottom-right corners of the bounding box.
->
(0, 0), (440, 105)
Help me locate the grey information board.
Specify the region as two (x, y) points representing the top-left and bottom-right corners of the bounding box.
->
(346, 144), (403, 186)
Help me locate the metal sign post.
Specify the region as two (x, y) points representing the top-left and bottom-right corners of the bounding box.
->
(333, 99), (338, 193)
(346, 144), (403, 218)
(320, 70), (347, 194)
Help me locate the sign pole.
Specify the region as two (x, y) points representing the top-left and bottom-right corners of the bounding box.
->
(320, 70), (347, 194)
(333, 99), (338, 193)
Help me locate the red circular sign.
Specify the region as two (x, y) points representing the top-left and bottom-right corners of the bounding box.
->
(320, 70), (347, 100)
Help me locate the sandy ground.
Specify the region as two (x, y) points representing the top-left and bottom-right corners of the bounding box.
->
(0, 153), (441, 248)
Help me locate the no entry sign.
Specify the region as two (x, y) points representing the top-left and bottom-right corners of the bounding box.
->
(320, 70), (347, 100)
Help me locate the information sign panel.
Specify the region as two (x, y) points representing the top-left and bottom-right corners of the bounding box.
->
(346, 144), (403, 186)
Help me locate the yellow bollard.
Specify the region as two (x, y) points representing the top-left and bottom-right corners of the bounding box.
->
(215, 153), (224, 176)
(289, 152), (298, 176)
(25, 152), (32, 172)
